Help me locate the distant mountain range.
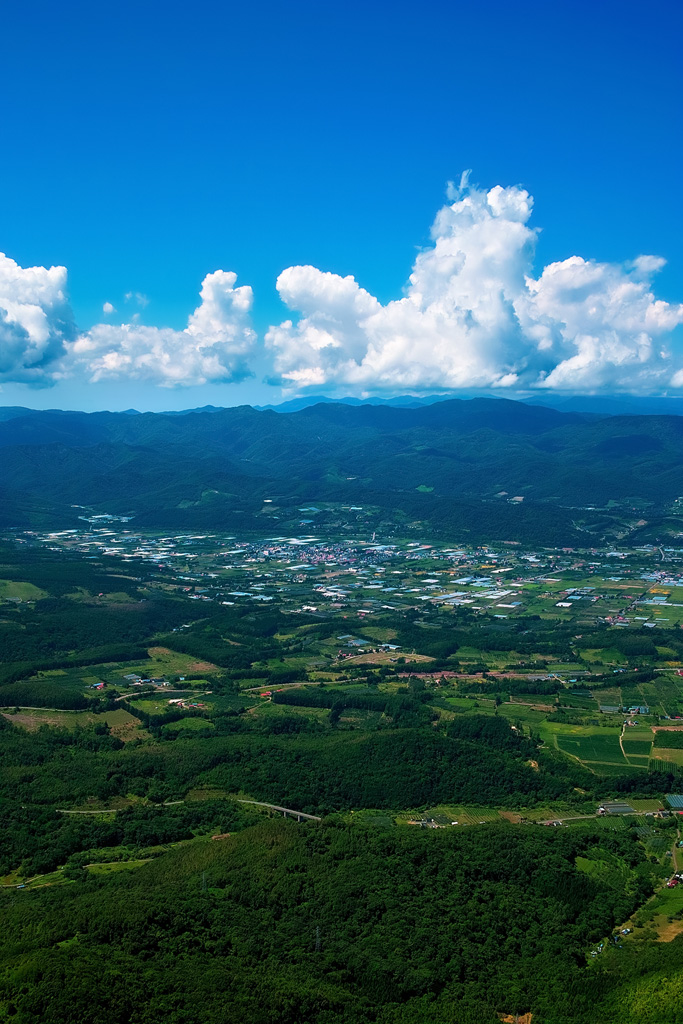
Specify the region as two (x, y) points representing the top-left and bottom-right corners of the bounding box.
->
(261, 393), (683, 416)
(1, 396), (682, 545)
(5, 393), (683, 419)
(255, 394), (452, 412)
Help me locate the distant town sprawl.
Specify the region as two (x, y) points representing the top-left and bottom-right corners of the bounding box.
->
(25, 520), (683, 631)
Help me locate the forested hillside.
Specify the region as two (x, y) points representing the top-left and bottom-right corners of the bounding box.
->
(2, 398), (683, 543)
(0, 817), (662, 1024)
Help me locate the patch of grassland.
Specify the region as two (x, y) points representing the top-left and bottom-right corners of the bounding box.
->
(86, 859), (152, 874)
(1, 707), (141, 739)
(0, 579), (47, 601)
(650, 748), (683, 766)
(498, 705), (551, 726)
(185, 788), (231, 802)
(357, 626), (398, 642)
(247, 701), (329, 721)
(162, 717), (214, 733)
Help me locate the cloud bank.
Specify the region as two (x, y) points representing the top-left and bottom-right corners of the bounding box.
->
(69, 271), (256, 386)
(1, 176), (681, 391)
(267, 177), (683, 393)
(0, 259), (256, 387)
(0, 253), (76, 383)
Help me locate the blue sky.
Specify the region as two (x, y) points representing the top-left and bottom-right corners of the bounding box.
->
(0, 0), (681, 410)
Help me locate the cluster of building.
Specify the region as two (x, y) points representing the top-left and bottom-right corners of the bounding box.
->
(16, 522), (683, 630)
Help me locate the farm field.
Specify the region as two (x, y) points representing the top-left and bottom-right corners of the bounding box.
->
(543, 724), (628, 768)
(207, 693), (263, 712)
(560, 739), (626, 766)
(97, 647), (219, 685)
(498, 704), (550, 725)
(624, 755), (652, 768)
(127, 694), (208, 715)
(576, 849), (633, 890)
(650, 747), (683, 766)
(621, 737), (655, 757)
(619, 883), (683, 942)
(396, 805), (502, 826)
(558, 692), (598, 708)
(246, 699), (330, 721)
(0, 707), (140, 738)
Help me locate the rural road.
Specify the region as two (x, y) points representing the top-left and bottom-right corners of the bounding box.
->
(237, 799), (321, 822)
(55, 799), (321, 821)
(56, 808), (119, 815)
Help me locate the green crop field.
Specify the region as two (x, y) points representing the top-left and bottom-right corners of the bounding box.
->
(542, 723), (626, 765)
(560, 693), (598, 709)
(621, 739), (654, 756)
(396, 804), (502, 826)
(206, 693), (261, 711)
(649, 757), (682, 775)
(599, 761), (646, 775)
(498, 704), (550, 725)
(247, 700), (329, 720)
(625, 725), (655, 740)
(127, 698), (179, 714)
(594, 686), (622, 703)
(555, 732), (625, 763)
(102, 647), (219, 682)
(631, 799), (666, 812)
(439, 695), (481, 709)
(580, 648), (628, 666)
(633, 884), (683, 927)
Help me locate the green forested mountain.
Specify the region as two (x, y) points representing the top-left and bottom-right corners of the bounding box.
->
(1, 397), (683, 543)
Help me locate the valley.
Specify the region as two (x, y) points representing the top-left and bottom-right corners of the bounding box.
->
(3, 524), (683, 1019)
(4, 401), (683, 1021)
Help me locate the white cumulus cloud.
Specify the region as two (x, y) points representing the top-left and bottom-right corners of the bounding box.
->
(69, 271), (256, 386)
(3, 178), (681, 394)
(0, 256), (257, 387)
(266, 179), (683, 393)
(0, 253), (75, 383)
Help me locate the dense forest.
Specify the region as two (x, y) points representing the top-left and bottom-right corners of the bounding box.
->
(0, 713), (597, 877)
(0, 816), (670, 1024)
